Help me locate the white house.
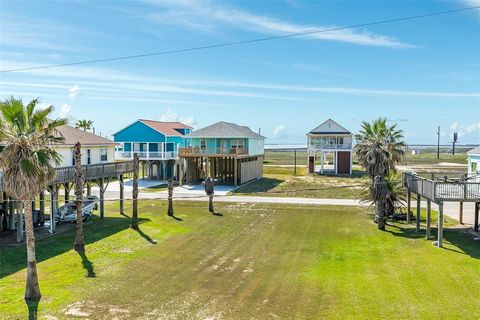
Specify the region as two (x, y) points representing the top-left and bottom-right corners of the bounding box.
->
(54, 125), (117, 167)
(306, 119), (353, 175)
(467, 147), (480, 181)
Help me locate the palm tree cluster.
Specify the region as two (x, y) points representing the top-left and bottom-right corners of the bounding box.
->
(0, 98), (67, 303)
(354, 118), (406, 230)
(75, 119), (93, 132)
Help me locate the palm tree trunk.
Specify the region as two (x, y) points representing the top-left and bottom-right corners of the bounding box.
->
(131, 153), (139, 229)
(208, 195), (214, 213)
(167, 180), (174, 216)
(73, 142), (85, 253)
(23, 200), (41, 301)
(376, 199), (386, 230)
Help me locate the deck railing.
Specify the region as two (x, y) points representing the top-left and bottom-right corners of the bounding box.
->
(308, 143), (352, 152)
(115, 151), (177, 160)
(0, 161), (134, 192)
(403, 172), (480, 203)
(178, 147), (248, 157)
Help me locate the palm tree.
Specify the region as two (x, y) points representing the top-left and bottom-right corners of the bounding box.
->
(73, 142), (85, 253)
(75, 119), (93, 132)
(0, 98), (67, 303)
(354, 118), (405, 229)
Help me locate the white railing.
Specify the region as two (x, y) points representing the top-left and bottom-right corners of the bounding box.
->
(115, 151), (178, 160)
(308, 143), (352, 152)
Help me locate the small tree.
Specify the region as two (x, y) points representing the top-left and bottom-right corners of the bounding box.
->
(203, 177), (215, 214)
(73, 142), (85, 253)
(167, 179), (174, 216)
(0, 98), (66, 302)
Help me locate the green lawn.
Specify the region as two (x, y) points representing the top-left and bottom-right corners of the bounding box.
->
(403, 152), (468, 166)
(234, 166), (368, 198)
(1, 201), (479, 319)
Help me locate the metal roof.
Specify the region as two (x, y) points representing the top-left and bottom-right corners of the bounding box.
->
(308, 119), (351, 135)
(468, 147), (480, 156)
(186, 121), (265, 139)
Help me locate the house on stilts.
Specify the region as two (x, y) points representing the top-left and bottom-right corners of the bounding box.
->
(306, 119), (353, 175)
(178, 121), (265, 187)
(113, 119), (193, 180)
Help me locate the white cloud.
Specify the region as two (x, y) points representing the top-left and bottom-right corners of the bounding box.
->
(273, 125), (287, 138)
(59, 104), (74, 122)
(68, 84), (80, 99)
(35, 102), (51, 111)
(449, 121), (480, 138)
(142, 0), (413, 48)
(160, 108), (197, 127)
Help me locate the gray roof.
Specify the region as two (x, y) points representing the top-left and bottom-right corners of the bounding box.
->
(187, 121), (265, 139)
(468, 147), (480, 155)
(308, 119), (351, 135)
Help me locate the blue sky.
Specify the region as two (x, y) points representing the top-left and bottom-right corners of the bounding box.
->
(0, 0), (479, 144)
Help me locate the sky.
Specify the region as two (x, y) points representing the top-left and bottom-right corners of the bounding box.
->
(0, 0), (479, 145)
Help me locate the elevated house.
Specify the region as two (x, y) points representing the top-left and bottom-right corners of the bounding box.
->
(54, 124), (117, 167)
(468, 147), (480, 181)
(179, 121), (265, 186)
(113, 120), (193, 180)
(306, 119), (353, 175)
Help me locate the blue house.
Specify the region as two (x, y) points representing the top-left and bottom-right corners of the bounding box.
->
(113, 119), (193, 179)
(178, 121), (265, 186)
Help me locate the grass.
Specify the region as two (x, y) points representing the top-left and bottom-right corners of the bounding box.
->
(1, 200), (479, 319)
(234, 166), (368, 198)
(403, 153), (468, 166)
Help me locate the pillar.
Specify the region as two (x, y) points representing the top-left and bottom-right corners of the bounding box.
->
(406, 191), (411, 223)
(234, 158), (238, 187)
(426, 199), (431, 239)
(86, 182), (91, 196)
(49, 186), (56, 233)
(163, 160), (167, 181)
(119, 174), (124, 215)
(54, 185), (59, 212)
(98, 178), (105, 219)
(39, 191), (45, 226)
(437, 202), (444, 247)
(459, 201), (464, 225)
(179, 159), (184, 186)
(475, 202), (479, 232)
(416, 195), (421, 232)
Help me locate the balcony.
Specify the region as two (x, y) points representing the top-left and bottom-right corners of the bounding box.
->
(115, 151), (178, 160)
(178, 147), (248, 157)
(308, 143), (352, 152)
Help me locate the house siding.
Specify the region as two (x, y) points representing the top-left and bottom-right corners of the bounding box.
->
(56, 146), (115, 167)
(248, 138), (264, 156)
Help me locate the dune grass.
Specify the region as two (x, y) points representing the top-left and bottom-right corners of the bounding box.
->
(0, 201), (478, 319)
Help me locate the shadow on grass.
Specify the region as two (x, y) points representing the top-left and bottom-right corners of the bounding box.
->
(385, 223), (480, 259)
(26, 300), (39, 320)
(0, 215), (150, 279)
(134, 226), (157, 244)
(78, 252), (96, 278)
(212, 212), (223, 217)
(233, 177), (284, 194)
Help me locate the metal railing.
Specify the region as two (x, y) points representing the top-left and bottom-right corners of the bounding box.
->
(403, 172), (480, 203)
(178, 147), (248, 156)
(115, 151), (177, 160)
(308, 143), (352, 152)
(0, 161), (134, 192)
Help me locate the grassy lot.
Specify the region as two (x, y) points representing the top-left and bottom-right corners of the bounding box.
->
(403, 153), (468, 166)
(234, 166), (368, 198)
(1, 201), (479, 319)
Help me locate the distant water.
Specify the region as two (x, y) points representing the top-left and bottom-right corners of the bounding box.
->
(265, 144), (307, 150)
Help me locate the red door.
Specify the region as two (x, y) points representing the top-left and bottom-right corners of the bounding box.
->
(308, 156), (315, 173)
(337, 151), (351, 174)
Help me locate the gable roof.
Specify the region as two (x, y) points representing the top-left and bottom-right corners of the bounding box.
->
(308, 119), (351, 135)
(55, 125), (117, 146)
(187, 121), (265, 139)
(113, 119), (193, 137)
(468, 147), (480, 156)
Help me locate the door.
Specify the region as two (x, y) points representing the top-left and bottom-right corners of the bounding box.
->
(308, 156), (315, 174)
(337, 151), (351, 174)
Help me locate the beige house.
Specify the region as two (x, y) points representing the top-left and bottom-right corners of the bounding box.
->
(54, 125), (117, 167)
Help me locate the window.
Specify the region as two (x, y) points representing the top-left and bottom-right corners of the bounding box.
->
(71, 150), (75, 166)
(87, 149), (91, 165)
(200, 140), (206, 149)
(100, 148), (108, 162)
(472, 162), (478, 173)
(232, 139), (244, 149)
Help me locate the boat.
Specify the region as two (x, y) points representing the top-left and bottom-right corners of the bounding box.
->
(55, 196), (99, 223)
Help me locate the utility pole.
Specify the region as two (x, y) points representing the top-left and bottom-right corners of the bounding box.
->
(437, 126), (440, 159)
(452, 132), (458, 156)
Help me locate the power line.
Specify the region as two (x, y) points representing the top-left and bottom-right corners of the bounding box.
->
(1, 6), (479, 73)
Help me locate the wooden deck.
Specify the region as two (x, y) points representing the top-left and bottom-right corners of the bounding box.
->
(178, 147), (248, 158)
(403, 172), (480, 203)
(0, 161), (134, 192)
